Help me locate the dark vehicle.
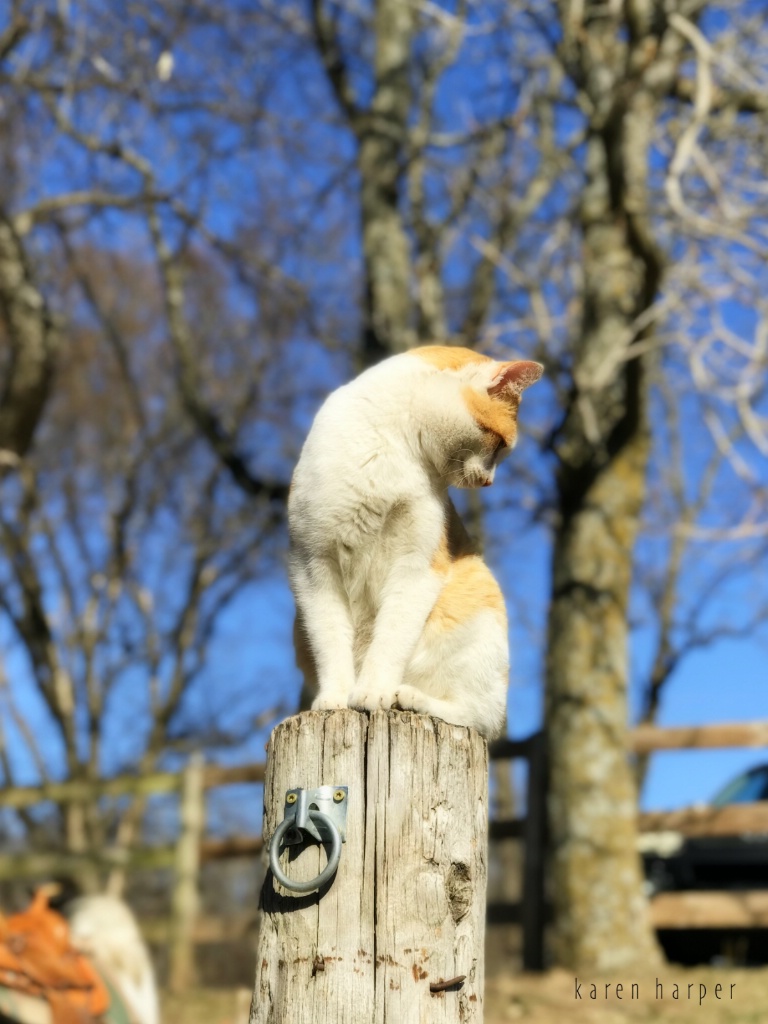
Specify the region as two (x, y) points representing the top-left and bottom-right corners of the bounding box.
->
(643, 763), (768, 895)
(643, 764), (768, 965)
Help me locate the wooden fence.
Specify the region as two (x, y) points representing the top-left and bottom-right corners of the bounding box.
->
(0, 761), (265, 875)
(488, 720), (768, 968)
(0, 718), (765, 979)
(632, 722), (768, 931)
(0, 759), (264, 990)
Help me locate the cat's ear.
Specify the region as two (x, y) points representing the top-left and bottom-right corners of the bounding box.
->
(489, 360), (543, 399)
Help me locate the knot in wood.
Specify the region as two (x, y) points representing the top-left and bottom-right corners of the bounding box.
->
(445, 862), (472, 923)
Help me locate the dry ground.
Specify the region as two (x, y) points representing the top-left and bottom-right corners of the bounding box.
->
(161, 968), (768, 1024)
(485, 968), (768, 1024)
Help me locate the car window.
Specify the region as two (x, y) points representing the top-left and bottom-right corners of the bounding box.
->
(711, 768), (768, 806)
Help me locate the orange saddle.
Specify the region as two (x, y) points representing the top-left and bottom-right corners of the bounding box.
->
(0, 888), (110, 1024)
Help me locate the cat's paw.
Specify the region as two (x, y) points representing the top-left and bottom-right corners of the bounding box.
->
(312, 691), (350, 711)
(391, 684), (434, 715)
(348, 688), (397, 712)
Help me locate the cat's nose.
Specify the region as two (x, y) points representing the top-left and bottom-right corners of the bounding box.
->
(482, 477), (492, 487)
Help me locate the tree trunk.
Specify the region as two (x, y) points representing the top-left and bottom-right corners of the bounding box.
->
(0, 214), (58, 460)
(544, 0), (680, 969)
(357, 0), (415, 365)
(546, 419), (660, 968)
(311, 0), (417, 367)
(252, 709), (487, 1024)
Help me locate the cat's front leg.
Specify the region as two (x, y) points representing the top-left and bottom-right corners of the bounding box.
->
(291, 555), (356, 710)
(348, 551), (443, 712)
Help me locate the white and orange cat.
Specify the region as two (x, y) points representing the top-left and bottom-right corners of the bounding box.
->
(288, 346), (542, 739)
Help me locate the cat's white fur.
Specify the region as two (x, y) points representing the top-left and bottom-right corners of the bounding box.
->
(288, 346), (542, 739)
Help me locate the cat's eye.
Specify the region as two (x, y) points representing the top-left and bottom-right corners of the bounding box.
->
(482, 427), (507, 456)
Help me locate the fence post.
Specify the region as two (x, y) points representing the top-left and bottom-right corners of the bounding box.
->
(251, 709), (488, 1024)
(168, 751), (204, 992)
(521, 730), (547, 971)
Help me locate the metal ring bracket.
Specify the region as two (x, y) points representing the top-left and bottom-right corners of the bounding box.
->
(268, 786), (348, 894)
(269, 809), (342, 893)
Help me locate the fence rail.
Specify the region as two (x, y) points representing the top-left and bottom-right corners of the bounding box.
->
(629, 721), (768, 753)
(0, 763), (264, 809)
(650, 891), (768, 929)
(639, 801), (768, 836)
(0, 835), (267, 880)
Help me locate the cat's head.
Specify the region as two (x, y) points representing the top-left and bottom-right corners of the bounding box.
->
(409, 346), (543, 489)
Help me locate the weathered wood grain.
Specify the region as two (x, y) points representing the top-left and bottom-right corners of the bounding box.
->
(251, 709), (488, 1024)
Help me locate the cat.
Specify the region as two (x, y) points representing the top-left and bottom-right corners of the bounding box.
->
(287, 345), (543, 739)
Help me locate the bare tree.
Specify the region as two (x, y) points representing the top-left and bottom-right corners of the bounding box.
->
(0, 246), (273, 870)
(0, 2), (300, 875)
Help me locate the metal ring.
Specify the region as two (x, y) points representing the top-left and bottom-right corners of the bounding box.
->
(268, 809), (343, 893)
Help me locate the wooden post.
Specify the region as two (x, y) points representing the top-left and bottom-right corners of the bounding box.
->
(251, 709), (488, 1024)
(521, 731), (547, 971)
(168, 752), (204, 992)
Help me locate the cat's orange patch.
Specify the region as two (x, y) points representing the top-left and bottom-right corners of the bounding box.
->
(429, 499), (505, 627)
(428, 555), (507, 629)
(431, 531), (452, 575)
(409, 346), (492, 372)
(462, 386), (518, 446)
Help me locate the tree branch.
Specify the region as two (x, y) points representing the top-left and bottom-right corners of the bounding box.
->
(0, 215), (60, 460)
